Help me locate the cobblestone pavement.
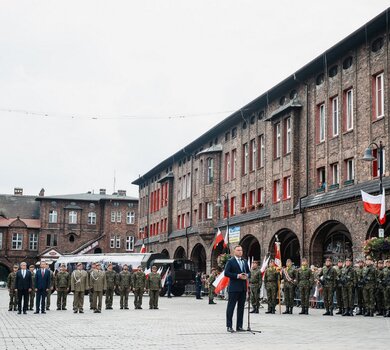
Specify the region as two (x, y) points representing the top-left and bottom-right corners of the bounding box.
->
(0, 290), (389, 350)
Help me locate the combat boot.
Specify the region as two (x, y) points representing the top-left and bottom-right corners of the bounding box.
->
(349, 308), (354, 316)
(356, 307), (363, 315)
(385, 310), (390, 317)
(323, 308), (330, 316)
(271, 307), (275, 314)
(299, 307), (305, 315)
(255, 307), (259, 314)
(289, 307), (293, 314)
(335, 307), (343, 315)
(364, 309), (370, 317)
(305, 307), (309, 315)
(342, 308), (349, 316)
(329, 308), (334, 316)
(265, 306), (272, 314)
(376, 309), (383, 316)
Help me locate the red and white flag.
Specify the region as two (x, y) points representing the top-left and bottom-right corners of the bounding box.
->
(140, 244), (146, 253)
(213, 270), (229, 294)
(144, 267), (151, 277)
(361, 189), (386, 225)
(274, 241), (282, 268)
(213, 228), (227, 249)
(161, 267), (170, 287)
(260, 255), (270, 280)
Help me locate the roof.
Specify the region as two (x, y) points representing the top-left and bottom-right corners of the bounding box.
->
(0, 195), (40, 219)
(132, 8), (390, 185)
(0, 217), (40, 229)
(36, 193), (138, 202)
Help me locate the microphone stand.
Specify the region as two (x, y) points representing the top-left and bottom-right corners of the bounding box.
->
(246, 281), (261, 334)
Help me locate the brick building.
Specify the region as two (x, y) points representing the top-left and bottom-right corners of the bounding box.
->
(132, 9), (390, 273)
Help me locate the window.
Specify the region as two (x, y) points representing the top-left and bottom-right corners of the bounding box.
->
(344, 89), (353, 131)
(331, 96), (339, 136)
(257, 188), (264, 204)
(88, 212), (96, 225)
(223, 199), (229, 219)
(230, 196), (236, 216)
(206, 202), (213, 219)
(249, 139), (256, 171)
(117, 211), (122, 223)
(198, 203), (203, 221)
(46, 233), (57, 247)
(318, 104), (325, 142)
(224, 152), (230, 182)
(126, 236), (135, 251)
(231, 127), (237, 138)
(69, 211), (77, 224)
(317, 167), (326, 189)
(258, 135), (265, 167)
(373, 73), (384, 119)
(345, 158), (354, 181)
(242, 143), (249, 175)
(49, 210), (57, 223)
(331, 163), (339, 185)
(231, 149), (237, 179)
(111, 211), (116, 223)
(241, 193), (247, 209)
(284, 117), (291, 154)
(225, 131), (230, 142)
(110, 237), (115, 249)
(177, 178), (181, 201)
(0, 232), (2, 249)
(249, 190), (255, 207)
(372, 149), (386, 178)
(12, 233), (23, 250)
(194, 168), (199, 194)
(126, 211), (135, 224)
(283, 176), (291, 200)
(116, 236), (121, 248)
(29, 232), (38, 251)
(274, 123), (281, 158)
(273, 180), (281, 203)
(207, 158), (214, 184)
(186, 173), (191, 198)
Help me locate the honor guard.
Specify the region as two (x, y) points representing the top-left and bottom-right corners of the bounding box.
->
(118, 264), (133, 309)
(71, 262), (89, 313)
(55, 264), (70, 310)
(362, 256), (376, 317)
(282, 259), (296, 314)
(264, 259), (278, 314)
(249, 261), (261, 313)
(105, 263), (117, 310)
(296, 258), (313, 315)
(132, 266), (146, 309)
(88, 263), (96, 310)
(318, 257), (337, 316)
(89, 263), (106, 313)
(383, 260), (390, 317)
(376, 260), (385, 316)
(7, 264), (19, 311)
(146, 265), (161, 309)
(355, 259), (365, 315)
(341, 258), (356, 316)
(208, 268), (218, 305)
(334, 259), (344, 315)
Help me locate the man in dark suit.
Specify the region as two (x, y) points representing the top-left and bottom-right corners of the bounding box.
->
(224, 245), (250, 332)
(14, 262), (32, 314)
(34, 261), (51, 314)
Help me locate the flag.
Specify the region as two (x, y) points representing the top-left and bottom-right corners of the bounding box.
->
(161, 267), (170, 287)
(247, 256), (252, 271)
(157, 266), (163, 275)
(213, 271), (229, 294)
(274, 241), (282, 268)
(361, 189), (386, 225)
(260, 255), (270, 280)
(144, 267), (151, 277)
(213, 228), (227, 249)
(140, 244), (146, 253)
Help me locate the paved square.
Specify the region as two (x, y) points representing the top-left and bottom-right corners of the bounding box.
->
(0, 290), (389, 350)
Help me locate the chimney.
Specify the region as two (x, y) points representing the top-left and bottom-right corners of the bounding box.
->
(14, 187), (23, 196)
(39, 188), (45, 197)
(118, 190), (126, 196)
(99, 189), (106, 195)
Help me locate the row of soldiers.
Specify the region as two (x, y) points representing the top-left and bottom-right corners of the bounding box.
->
(247, 256), (390, 317)
(7, 262), (163, 313)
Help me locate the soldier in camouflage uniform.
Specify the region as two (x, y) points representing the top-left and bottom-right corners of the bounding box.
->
(318, 257), (337, 316)
(383, 260), (390, 317)
(362, 256), (376, 317)
(46, 268), (54, 311)
(282, 259), (296, 314)
(28, 265), (36, 311)
(375, 260), (385, 316)
(146, 265), (161, 309)
(104, 263), (117, 310)
(249, 261), (261, 313)
(71, 262), (89, 313)
(208, 268), (217, 305)
(55, 264), (70, 310)
(334, 260), (344, 314)
(88, 263), (96, 310)
(341, 258), (356, 316)
(90, 263), (106, 313)
(118, 264), (132, 309)
(355, 259), (365, 315)
(264, 259), (279, 314)
(7, 265), (18, 311)
(296, 257), (313, 315)
(132, 265), (146, 309)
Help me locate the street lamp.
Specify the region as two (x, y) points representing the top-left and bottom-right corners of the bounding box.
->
(216, 193), (230, 253)
(362, 141), (384, 192)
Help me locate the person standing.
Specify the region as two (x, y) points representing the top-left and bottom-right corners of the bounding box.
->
(55, 264), (70, 310)
(224, 245), (250, 333)
(7, 265), (18, 311)
(334, 259), (344, 315)
(195, 272), (203, 299)
(46, 268), (54, 311)
(14, 262), (32, 314)
(363, 256), (376, 317)
(28, 265), (36, 311)
(132, 266), (146, 309)
(89, 263), (106, 313)
(282, 259), (296, 314)
(34, 261), (51, 314)
(88, 263), (96, 310)
(376, 260), (385, 316)
(208, 268), (218, 305)
(318, 257), (337, 316)
(165, 271), (173, 298)
(71, 262), (89, 313)
(118, 264), (132, 309)
(146, 265), (161, 309)
(341, 258), (356, 316)
(104, 263), (117, 310)
(296, 257), (313, 315)
(355, 259), (365, 315)
(264, 259), (279, 314)
(383, 259), (390, 317)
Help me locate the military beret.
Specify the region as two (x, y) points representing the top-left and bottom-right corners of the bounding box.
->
(77, 262), (82, 266)
(337, 259), (343, 263)
(13, 264), (19, 268)
(366, 256), (373, 261)
(326, 257), (332, 261)
(345, 258), (351, 262)
(378, 260), (384, 264)
(60, 263), (66, 267)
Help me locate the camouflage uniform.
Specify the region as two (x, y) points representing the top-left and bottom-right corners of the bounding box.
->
(146, 272), (161, 309)
(264, 266), (279, 314)
(132, 270), (146, 309)
(71, 268), (89, 313)
(249, 267), (262, 313)
(88, 269), (94, 309)
(376, 266), (385, 315)
(296, 265), (313, 314)
(208, 273), (217, 304)
(355, 265), (365, 315)
(28, 270), (36, 310)
(104, 270), (117, 309)
(318, 265), (337, 315)
(118, 270), (132, 309)
(383, 265), (390, 317)
(334, 265), (344, 314)
(7, 271), (17, 311)
(89, 269), (106, 312)
(282, 266), (296, 314)
(362, 264), (376, 317)
(46, 269), (54, 310)
(55, 271), (70, 310)
(341, 264), (356, 316)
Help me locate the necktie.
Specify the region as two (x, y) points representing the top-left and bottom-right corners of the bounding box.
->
(238, 259), (243, 271)
(22, 271), (25, 278)
(42, 269), (44, 277)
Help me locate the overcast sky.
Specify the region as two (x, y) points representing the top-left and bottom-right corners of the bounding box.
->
(0, 1), (389, 198)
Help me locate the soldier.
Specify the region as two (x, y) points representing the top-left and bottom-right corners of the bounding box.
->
(7, 265), (18, 311)
(334, 259), (344, 314)
(88, 263), (96, 310)
(28, 265), (36, 311)
(383, 259), (390, 317)
(105, 263), (117, 310)
(264, 259), (278, 314)
(355, 259), (365, 315)
(55, 263), (70, 310)
(282, 259), (296, 314)
(46, 268), (54, 311)
(89, 262), (106, 313)
(71, 262), (89, 313)
(362, 256), (376, 317)
(249, 261), (261, 313)
(118, 264), (132, 309)
(208, 268), (217, 305)
(376, 260), (385, 316)
(318, 257), (337, 316)
(341, 258), (356, 316)
(296, 257), (313, 315)
(146, 265), (161, 309)
(132, 265), (146, 309)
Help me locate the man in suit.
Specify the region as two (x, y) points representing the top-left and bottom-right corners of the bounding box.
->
(34, 261), (51, 314)
(14, 262), (32, 314)
(224, 245), (250, 332)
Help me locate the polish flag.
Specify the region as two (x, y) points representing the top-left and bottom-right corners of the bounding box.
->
(144, 267), (151, 277)
(213, 271), (229, 294)
(213, 228), (227, 249)
(161, 267), (170, 287)
(361, 189), (386, 225)
(140, 244), (146, 253)
(260, 255), (270, 280)
(274, 241), (282, 268)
